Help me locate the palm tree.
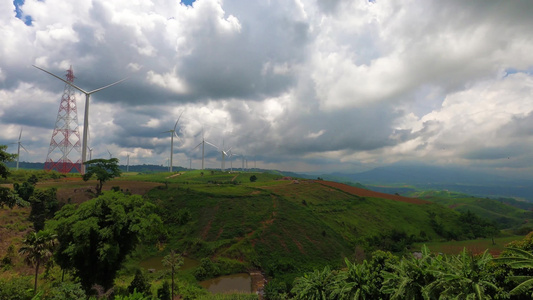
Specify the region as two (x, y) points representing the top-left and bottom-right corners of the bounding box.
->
(381, 245), (438, 300)
(331, 258), (375, 299)
(426, 249), (498, 299)
(162, 250), (184, 299)
(495, 247), (533, 297)
(18, 230), (58, 293)
(291, 266), (335, 300)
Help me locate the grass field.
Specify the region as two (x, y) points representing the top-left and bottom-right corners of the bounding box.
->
(413, 235), (524, 256)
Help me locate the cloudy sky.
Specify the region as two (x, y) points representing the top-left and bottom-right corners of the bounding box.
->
(1, 0), (533, 177)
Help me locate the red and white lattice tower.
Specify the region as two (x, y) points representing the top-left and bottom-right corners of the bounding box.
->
(44, 66), (82, 173)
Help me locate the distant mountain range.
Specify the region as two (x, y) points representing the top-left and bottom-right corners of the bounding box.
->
(314, 164), (533, 202)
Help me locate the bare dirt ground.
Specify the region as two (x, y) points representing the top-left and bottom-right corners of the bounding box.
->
(318, 180), (431, 204)
(34, 177), (163, 204)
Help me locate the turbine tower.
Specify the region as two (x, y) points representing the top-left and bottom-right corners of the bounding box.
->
(10, 128), (28, 170)
(44, 67), (82, 173)
(208, 141), (231, 172)
(162, 112), (183, 173)
(34, 65), (127, 174)
(193, 129), (216, 170)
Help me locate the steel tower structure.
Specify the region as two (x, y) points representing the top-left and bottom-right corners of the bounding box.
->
(44, 66), (82, 173)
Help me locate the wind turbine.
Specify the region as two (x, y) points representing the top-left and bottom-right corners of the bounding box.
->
(10, 128), (28, 170)
(87, 146), (93, 160)
(33, 65), (127, 174)
(126, 153), (130, 172)
(193, 129), (217, 170)
(162, 112), (183, 173)
(228, 150), (234, 172)
(107, 149), (112, 159)
(209, 140), (231, 172)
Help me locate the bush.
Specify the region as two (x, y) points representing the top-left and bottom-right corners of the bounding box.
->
(128, 269), (152, 296)
(157, 281), (171, 300)
(48, 282), (86, 300)
(0, 276), (33, 300)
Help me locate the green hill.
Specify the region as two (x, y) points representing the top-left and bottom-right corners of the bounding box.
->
(130, 171), (475, 281)
(411, 190), (533, 231)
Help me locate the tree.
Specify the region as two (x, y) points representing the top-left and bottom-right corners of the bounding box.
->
(496, 247), (533, 297)
(157, 281), (171, 300)
(381, 245), (438, 300)
(0, 145), (26, 208)
(291, 266), (334, 300)
(47, 191), (162, 291)
(162, 250), (184, 299)
(0, 144), (16, 180)
(18, 230), (58, 294)
(28, 188), (59, 231)
(128, 269), (151, 296)
(426, 249), (499, 299)
(82, 158), (122, 195)
(331, 259), (374, 299)
(250, 175), (257, 182)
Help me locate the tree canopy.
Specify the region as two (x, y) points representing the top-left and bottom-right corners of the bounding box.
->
(82, 158), (122, 195)
(0, 144), (25, 208)
(47, 191), (162, 291)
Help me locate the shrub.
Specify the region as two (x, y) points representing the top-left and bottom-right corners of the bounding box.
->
(128, 269), (151, 296)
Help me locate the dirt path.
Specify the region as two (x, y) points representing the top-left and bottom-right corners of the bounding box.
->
(166, 173), (182, 179)
(250, 270), (267, 299)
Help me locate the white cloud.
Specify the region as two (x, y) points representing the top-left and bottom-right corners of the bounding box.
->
(1, 0), (533, 177)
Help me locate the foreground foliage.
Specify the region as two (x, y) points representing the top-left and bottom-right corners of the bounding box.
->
(290, 241), (533, 300)
(46, 191), (163, 291)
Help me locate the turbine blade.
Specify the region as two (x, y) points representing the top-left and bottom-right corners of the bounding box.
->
(33, 65), (88, 94)
(174, 131), (182, 142)
(19, 128), (23, 141)
(205, 140), (218, 150)
(173, 111), (184, 131)
(193, 142), (202, 150)
(20, 144), (28, 153)
(87, 77), (129, 94)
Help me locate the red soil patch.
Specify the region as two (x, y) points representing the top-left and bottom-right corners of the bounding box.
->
(318, 180), (430, 204)
(49, 180), (163, 204)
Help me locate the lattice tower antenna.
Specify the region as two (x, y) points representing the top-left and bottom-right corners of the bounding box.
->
(44, 66), (82, 173)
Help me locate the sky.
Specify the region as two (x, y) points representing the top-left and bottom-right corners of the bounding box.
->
(1, 0), (533, 177)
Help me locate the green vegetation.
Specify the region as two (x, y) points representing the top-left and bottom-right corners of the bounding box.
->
(413, 190), (533, 232)
(162, 250), (184, 298)
(83, 158), (122, 195)
(18, 230), (58, 294)
(47, 191), (162, 291)
(2, 167), (533, 299)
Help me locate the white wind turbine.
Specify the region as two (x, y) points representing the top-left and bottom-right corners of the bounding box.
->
(87, 146), (93, 160)
(228, 150), (234, 172)
(162, 112), (183, 173)
(193, 129), (217, 170)
(107, 149), (113, 159)
(10, 128), (28, 170)
(210, 140), (231, 172)
(33, 65), (127, 174)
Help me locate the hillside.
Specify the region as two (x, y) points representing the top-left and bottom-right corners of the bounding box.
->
(130, 171), (475, 281)
(1, 170), (501, 290)
(412, 190), (533, 232)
